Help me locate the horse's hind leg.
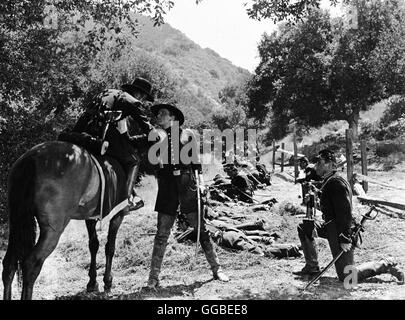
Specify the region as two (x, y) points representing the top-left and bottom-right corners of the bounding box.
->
(103, 213), (124, 293)
(85, 219), (99, 292)
(21, 228), (62, 300)
(2, 244), (18, 300)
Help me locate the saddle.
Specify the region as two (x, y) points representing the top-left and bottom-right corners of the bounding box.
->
(58, 131), (105, 155)
(58, 131), (127, 221)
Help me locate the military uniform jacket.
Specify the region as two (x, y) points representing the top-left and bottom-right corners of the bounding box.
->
(230, 174), (253, 203)
(154, 126), (202, 215)
(319, 171), (354, 243)
(156, 126), (202, 176)
(72, 89), (152, 163)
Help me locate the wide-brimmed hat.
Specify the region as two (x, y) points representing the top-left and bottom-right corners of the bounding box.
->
(121, 77), (154, 102)
(151, 103), (185, 126)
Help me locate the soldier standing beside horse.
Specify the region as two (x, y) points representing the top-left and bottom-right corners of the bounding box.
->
(146, 103), (229, 289)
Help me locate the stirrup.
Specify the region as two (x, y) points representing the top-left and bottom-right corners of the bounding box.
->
(129, 199), (144, 210)
(124, 197), (144, 215)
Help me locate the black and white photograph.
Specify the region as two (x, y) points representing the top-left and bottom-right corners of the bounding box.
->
(0, 0), (404, 311)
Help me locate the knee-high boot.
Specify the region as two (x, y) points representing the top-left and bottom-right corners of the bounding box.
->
(357, 258), (404, 284)
(200, 239), (229, 282)
(148, 238), (169, 288)
(147, 213), (175, 288)
(185, 211), (229, 282)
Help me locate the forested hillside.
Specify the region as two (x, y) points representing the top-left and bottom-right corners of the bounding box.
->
(134, 14), (250, 105)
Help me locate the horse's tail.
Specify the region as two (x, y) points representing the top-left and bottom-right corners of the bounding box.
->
(7, 155), (38, 275)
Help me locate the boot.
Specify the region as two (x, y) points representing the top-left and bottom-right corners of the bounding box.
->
(388, 265), (405, 285)
(125, 165), (144, 213)
(358, 258), (404, 285)
(147, 213), (175, 289)
(147, 241), (168, 290)
(213, 267), (230, 282)
(200, 239), (229, 282)
(293, 230), (320, 276)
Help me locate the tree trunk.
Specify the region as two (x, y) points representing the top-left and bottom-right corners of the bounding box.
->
(348, 111), (360, 141)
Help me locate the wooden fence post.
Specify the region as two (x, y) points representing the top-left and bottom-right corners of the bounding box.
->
(281, 142), (285, 172)
(360, 140), (368, 193)
(346, 129), (354, 189)
(293, 131), (298, 184)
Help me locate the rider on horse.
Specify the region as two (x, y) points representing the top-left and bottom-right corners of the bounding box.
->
(62, 77), (155, 213)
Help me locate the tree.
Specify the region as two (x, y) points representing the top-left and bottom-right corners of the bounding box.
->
(0, 0), (175, 112)
(246, 9), (333, 139)
(327, 0), (405, 138)
(368, 0), (405, 95)
(244, 0), (348, 23)
(246, 1), (405, 140)
(212, 83), (250, 130)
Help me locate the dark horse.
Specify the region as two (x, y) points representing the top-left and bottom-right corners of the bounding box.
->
(2, 140), (130, 300)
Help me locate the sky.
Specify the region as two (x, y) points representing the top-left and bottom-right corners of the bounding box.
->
(165, 0), (343, 72)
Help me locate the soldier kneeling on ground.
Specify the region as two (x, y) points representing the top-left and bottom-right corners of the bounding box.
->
(294, 149), (404, 285)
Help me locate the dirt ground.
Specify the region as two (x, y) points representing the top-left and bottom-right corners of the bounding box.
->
(1, 162), (404, 300)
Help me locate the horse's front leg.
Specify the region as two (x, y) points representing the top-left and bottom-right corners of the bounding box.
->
(85, 219), (99, 293)
(103, 212), (124, 293)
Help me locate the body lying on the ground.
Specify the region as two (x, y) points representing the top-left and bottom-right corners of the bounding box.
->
(175, 214), (301, 259)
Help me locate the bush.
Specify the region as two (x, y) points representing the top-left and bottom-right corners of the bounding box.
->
(375, 142), (405, 157)
(380, 96), (405, 127)
(374, 117), (405, 141)
(0, 101), (60, 221)
(209, 69), (220, 79)
(359, 96), (405, 142)
(359, 119), (379, 140)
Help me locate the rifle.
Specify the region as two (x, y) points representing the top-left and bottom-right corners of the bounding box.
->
(302, 182), (319, 239)
(304, 205), (378, 290)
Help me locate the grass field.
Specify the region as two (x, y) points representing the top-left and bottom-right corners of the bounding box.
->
(1, 158), (404, 300)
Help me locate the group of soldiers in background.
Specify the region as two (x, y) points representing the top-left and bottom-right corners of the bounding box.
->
(209, 156), (272, 204)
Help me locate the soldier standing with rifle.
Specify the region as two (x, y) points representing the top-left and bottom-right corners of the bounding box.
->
(293, 149), (404, 285)
(146, 103), (229, 290)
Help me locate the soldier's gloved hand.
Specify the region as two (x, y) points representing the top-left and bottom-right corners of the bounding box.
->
(340, 242), (352, 252)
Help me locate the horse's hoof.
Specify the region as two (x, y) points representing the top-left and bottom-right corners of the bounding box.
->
(86, 282), (99, 293)
(104, 285), (114, 295)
